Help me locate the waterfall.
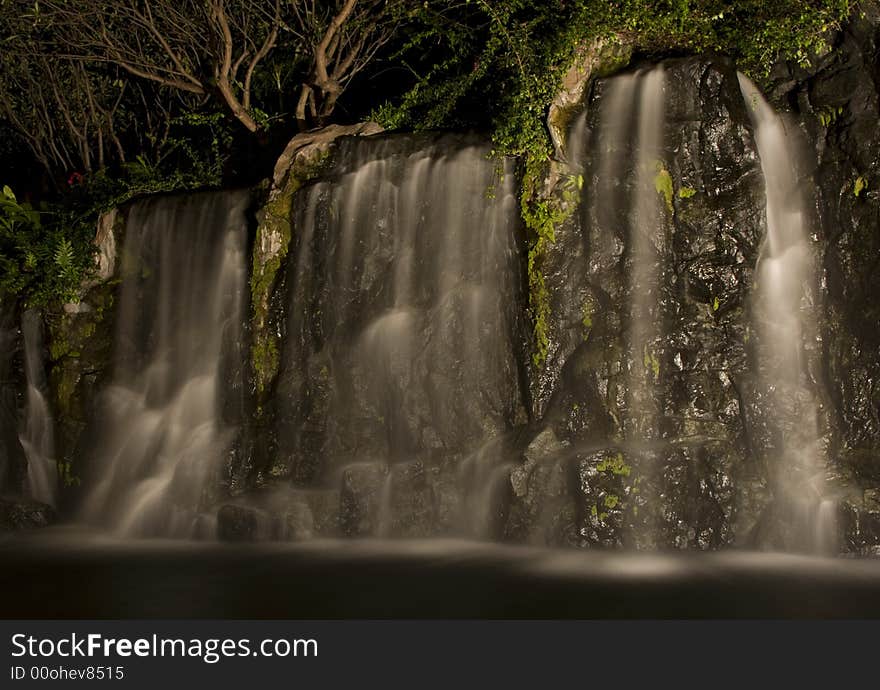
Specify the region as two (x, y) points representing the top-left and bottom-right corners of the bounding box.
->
(578, 67), (666, 545)
(628, 67), (666, 440)
(582, 68), (666, 439)
(80, 191), (248, 537)
(737, 74), (834, 554)
(19, 309), (57, 506)
(278, 136), (524, 536)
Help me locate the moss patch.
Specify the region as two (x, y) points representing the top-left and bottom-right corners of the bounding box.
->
(653, 163), (674, 212)
(521, 159), (581, 368)
(854, 175), (868, 198)
(48, 284), (115, 418)
(250, 150), (330, 406)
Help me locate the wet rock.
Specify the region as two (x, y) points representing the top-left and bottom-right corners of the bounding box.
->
(213, 487), (340, 541)
(93, 209), (119, 283)
(271, 122), (384, 191)
(382, 461), (436, 538)
(296, 489), (340, 536)
(547, 36), (633, 161)
(48, 281), (118, 510)
(786, 17), (880, 495)
(506, 429), (574, 544)
(249, 122), (384, 417)
(272, 134), (529, 486)
(282, 502), (315, 541)
(44, 208), (125, 512)
(217, 504), (264, 542)
(0, 498), (56, 531)
(0, 302), (26, 495)
(523, 56), (761, 547)
(339, 462), (387, 537)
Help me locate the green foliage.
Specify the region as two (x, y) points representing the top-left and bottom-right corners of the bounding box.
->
(376, 1), (853, 148)
(854, 175), (868, 198)
(0, 186), (93, 305)
(0, 110), (229, 306)
(79, 111), (231, 215)
(818, 105), (845, 126)
(0, 0), (857, 320)
(679, 186), (697, 199)
(653, 162), (674, 212)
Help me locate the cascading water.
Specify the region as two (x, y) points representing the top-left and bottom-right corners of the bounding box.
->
(628, 67), (665, 442)
(576, 66), (667, 546)
(41, 65), (839, 554)
(276, 135), (525, 537)
(80, 192), (247, 537)
(580, 67), (667, 438)
(19, 309), (57, 506)
(737, 74), (833, 553)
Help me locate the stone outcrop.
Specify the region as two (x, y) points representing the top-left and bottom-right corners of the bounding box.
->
(13, 16), (880, 553)
(525, 57), (763, 549)
(765, 10), (880, 552)
(0, 301), (27, 497)
(547, 35), (633, 162)
(249, 122), (384, 414)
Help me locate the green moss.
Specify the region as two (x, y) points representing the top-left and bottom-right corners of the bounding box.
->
(251, 335), (279, 401)
(643, 347), (660, 379)
(653, 162), (674, 212)
(854, 176), (868, 198)
(591, 39), (634, 79)
(57, 459), (81, 487)
(596, 452), (631, 477)
(54, 367), (78, 417)
(548, 103), (581, 146)
(250, 150), (330, 403)
(581, 297), (594, 341)
(818, 106), (844, 127)
(678, 186), (697, 199)
(521, 158), (580, 368)
(49, 335), (71, 362)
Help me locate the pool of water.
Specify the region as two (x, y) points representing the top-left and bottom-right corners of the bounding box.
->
(2, 529), (879, 618)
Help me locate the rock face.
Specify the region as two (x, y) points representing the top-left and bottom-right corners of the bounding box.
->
(547, 35), (633, 162)
(0, 497), (56, 531)
(520, 20), (880, 552)
(765, 11), (880, 553)
(269, 133), (529, 491)
(0, 301), (27, 496)
(527, 57), (762, 549)
(248, 122), (384, 413)
(47, 214), (123, 511)
(16, 17), (880, 553)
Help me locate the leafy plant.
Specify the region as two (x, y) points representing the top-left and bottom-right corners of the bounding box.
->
(0, 186), (93, 305)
